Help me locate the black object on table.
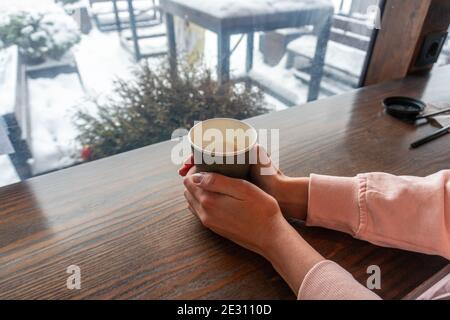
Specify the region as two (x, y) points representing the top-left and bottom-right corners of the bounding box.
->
(410, 125), (450, 149)
(383, 96), (427, 120)
(416, 108), (450, 120)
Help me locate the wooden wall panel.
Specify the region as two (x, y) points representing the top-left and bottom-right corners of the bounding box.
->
(364, 0), (431, 86)
(408, 0), (450, 73)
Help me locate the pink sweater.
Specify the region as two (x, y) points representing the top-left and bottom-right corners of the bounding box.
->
(298, 170), (450, 300)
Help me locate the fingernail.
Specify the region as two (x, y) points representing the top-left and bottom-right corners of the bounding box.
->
(192, 173), (204, 184)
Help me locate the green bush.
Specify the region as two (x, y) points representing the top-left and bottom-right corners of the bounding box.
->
(0, 9), (81, 63)
(75, 61), (268, 161)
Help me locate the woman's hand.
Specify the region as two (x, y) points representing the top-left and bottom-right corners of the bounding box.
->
(179, 145), (310, 221)
(248, 145), (309, 220)
(183, 171), (289, 257)
(183, 171), (324, 295)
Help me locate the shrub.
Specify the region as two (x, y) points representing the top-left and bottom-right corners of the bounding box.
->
(0, 8), (81, 63)
(75, 61), (268, 161)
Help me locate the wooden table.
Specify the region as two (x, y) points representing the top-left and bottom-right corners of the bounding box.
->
(160, 0), (333, 101)
(1, 66), (450, 300)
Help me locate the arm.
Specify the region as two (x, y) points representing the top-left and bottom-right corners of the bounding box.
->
(265, 224), (380, 300)
(307, 170), (450, 259)
(182, 170), (380, 300)
(248, 148), (450, 259)
(182, 171), (322, 294)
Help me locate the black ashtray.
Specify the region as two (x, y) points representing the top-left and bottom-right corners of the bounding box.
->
(383, 96), (426, 120)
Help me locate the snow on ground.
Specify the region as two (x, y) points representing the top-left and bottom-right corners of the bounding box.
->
(73, 28), (135, 98)
(24, 26), (289, 176)
(0, 0), (373, 186)
(0, 47), (20, 186)
(25, 28), (137, 175)
(0, 155), (19, 187)
(0, 46), (18, 116)
(27, 73), (86, 175)
(287, 34), (366, 77)
(203, 29), (315, 107)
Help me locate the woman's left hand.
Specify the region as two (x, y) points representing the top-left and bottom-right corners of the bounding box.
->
(183, 171), (291, 257)
(182, 167), (325, 295)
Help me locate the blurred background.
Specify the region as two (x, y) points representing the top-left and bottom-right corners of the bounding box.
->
(0, 0), (449, 188)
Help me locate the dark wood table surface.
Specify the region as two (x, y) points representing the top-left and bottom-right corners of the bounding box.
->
(1, 66), (450, 300)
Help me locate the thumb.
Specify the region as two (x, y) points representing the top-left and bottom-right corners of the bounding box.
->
(190, 172), (254, 199)
(250, 144), (278, 176)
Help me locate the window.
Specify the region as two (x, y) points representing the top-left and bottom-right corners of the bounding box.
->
(437, 27), (450, 67)
(0, 0), (381, 187)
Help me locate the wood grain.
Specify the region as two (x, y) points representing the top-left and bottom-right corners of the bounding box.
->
(403, 264), (450, 300)
(1, 66), (450, 300)
(408, 0), (450, 73)
(364, 0), (431, 86)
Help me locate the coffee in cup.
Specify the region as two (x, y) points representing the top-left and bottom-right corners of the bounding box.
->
(188, 118), (258, 179)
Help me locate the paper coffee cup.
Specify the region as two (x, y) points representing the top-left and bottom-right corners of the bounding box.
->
(188, 118), (258, 179)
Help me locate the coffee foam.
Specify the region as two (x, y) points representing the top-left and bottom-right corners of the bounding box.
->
(189, 118), (257, 155)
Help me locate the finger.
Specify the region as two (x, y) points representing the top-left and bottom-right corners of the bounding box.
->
(180, 164), (198, 177)
(185, 165), (198, 177)
(184, 172), (256, 200)
(184, 176), (224, 205)
(256, 144), (271, 166)
(178, 155), (194, 176)
(179, 165), (190, 176)
(184, 189), (201, 217)
(184, 189), (218, 228)
(252, 144), (278, 176)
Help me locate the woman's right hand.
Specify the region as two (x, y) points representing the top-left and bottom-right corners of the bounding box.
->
(178, 145), (310, 221)
(249, 145), (309, 221)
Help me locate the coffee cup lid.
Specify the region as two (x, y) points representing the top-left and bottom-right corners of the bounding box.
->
(383, 96), (426, 120)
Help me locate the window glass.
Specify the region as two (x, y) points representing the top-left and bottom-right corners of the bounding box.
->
(0, 0), (380, 187)
(437, 27), (450, 67)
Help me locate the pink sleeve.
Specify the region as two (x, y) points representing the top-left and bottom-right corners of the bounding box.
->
(306, 170), (450, 259)
(298, 260), (380, 300)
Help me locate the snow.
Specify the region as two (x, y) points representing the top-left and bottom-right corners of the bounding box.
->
(73, 29), (135, 97)
(23, 26), (291, 176)
(249, 60), (310, 106)
(90, 0), (155, 14)
(0, 46), (18, 116)
(287, 34), (366, 77)
(0, 117), (13, 155)
(40, 11), (81, 48)
(0, 0), (81, 62)
(0, 0), (372, 186)
(0, 0), (56, 12)
(203, 29), (313, 106)
(171, 0), (332, 18)
(26, 28), (138, 175)
(27, 73), (86, 175)
(0, 155), (19, 187)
